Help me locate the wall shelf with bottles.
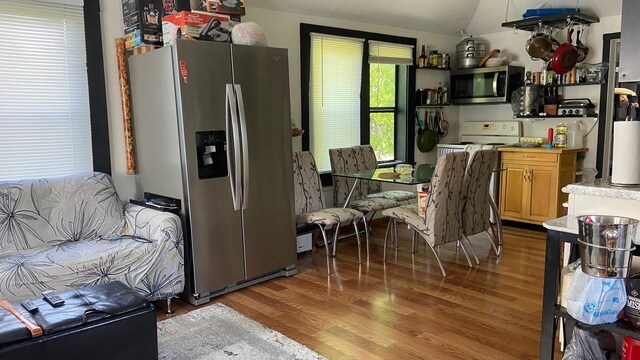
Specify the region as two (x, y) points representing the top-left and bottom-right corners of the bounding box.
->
(413, 66), (451, 71)
(540, 82), (603, 88)
(416, 104), (451, 108)
(515, 115), (598, 119)
(501, 12), (599, 32)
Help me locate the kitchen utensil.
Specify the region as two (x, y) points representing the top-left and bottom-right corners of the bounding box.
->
(551, 28), (578, 75)
(525, 27), (559, 61)
(479, 49), (499, 67)
(416, 111), (437, 152)
(576, 29), (589, 62)
(455, 34), (486, 69)
(558, 98), (596, 116)
(522, 85), (542, 116)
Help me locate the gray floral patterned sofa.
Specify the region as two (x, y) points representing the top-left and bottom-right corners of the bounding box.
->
(0, 172), (184, 304)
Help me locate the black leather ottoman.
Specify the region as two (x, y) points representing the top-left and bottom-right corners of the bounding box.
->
(0, 281), (157, 360)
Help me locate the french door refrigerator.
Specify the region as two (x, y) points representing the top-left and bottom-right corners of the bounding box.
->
(128, 40), (296, 305)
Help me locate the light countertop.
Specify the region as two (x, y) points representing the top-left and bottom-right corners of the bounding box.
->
(498, 147), (588, 154)
(563, 178), (640, 201)
(543, 216), (578, 234)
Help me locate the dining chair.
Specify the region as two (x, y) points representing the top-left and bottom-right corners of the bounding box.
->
(353, 145), (417, 203)
(461, 149), (502, 256)
(293, 151), (369, 275)
(381, 152), (476, 277)
(329, 146), (402, 215)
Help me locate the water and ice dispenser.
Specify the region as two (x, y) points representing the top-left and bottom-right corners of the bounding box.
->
(195, 131), (228, 179)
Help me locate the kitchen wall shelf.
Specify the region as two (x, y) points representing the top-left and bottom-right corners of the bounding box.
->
(414, 66), (450, 71)
(501, 12), (599, 32)
(541, 82), (603, 88)
(516, 115), (598, 119)
(416, 104), (451, 108)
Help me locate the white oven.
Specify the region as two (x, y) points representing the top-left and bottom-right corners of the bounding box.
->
(437, 121), (522, 220)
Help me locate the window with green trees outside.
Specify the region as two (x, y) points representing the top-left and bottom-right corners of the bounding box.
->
(370, 63), (396, 162)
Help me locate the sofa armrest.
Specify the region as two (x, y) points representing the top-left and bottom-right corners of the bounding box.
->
(123, 204), (183, 252)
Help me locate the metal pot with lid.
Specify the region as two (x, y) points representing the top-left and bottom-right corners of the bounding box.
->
(455, 35), (486, 69)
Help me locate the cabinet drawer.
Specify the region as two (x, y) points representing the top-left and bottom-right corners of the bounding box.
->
(501, 152), (558, 163)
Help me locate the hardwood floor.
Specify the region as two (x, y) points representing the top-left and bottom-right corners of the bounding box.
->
(157, 224), (560, 359)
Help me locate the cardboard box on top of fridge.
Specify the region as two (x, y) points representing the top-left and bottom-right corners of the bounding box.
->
(122, 0), (191, 49)
(162, 11), (239, 46)
(200, 0), (246, 16)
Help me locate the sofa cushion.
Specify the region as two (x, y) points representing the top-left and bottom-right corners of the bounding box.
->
(0, 172), (124, 253)
(0, 233), (183, 303)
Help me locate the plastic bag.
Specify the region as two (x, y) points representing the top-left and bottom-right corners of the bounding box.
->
(561, 260), (582, 308)
(231, 22), (268, 46)
(563, 326), (619, 360)
(566, 267), (626, 325)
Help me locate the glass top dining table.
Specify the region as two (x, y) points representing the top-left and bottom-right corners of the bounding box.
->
(332, 164), (436, 207)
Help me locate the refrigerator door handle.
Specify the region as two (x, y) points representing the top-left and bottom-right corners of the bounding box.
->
(226, 84), (242, 211)
(235, 84), (250, 210)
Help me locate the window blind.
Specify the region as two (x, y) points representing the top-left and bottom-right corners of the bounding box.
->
(0, 0), (92, 181)
(309, 33), (364, 173)
(368, 40), (414, 65)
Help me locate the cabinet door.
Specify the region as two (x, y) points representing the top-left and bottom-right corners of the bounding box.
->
(500, 162), (527, 219)
(526, 164), (558, 222)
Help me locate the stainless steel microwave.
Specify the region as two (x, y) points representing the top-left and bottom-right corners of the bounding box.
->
(450, 65), (524, 105)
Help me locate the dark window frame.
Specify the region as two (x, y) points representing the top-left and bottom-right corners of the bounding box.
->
(300, 23), (416, 185)
(84, 1), (111, 175)
(369, 64), (400, 164)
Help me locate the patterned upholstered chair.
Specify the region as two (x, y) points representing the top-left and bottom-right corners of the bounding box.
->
(381, 152), (477, 277)
(293, 151), (369, 275)
(353, 145), (416, 203)
(461, 149), (502, 256)
(329, 146), (403, 216)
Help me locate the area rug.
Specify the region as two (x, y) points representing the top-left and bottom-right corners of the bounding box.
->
(157, 303), (326, 360)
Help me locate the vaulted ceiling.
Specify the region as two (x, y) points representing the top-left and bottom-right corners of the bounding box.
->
(247, 0), (622, 36)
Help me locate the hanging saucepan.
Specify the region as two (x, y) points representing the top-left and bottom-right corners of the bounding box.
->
(525, 29), (559, 61)
(551, 28), (578, 75)
(576, 28), (589, 63)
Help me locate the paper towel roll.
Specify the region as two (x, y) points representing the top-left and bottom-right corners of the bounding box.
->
(612, 121), (640, 185)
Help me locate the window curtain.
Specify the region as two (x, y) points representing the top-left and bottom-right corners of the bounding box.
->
(0, 0), (92, 181)
(309, 33), (364, 173)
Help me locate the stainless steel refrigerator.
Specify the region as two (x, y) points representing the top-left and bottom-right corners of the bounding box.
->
(128, 40), (296, 305)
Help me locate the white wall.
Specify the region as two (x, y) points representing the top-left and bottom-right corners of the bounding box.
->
(99, 3), (461, 199)
(243, 6), (461, 165)
(460, 15), (622, 170)
(99, 0), (138, 201)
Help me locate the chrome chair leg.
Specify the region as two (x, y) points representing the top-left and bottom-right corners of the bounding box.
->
(361, 214), (370, 262)
(165, 297), (173, 314)
(353, 221), (362, 264)
(462, 234), (480, 265)
(331, 225), (341, 258)
(411, 231), (418, 254)
(485, 230), (500, 256)
(425, 239), (447, 277)
(383, 219), (392, 262)
(392, 220), (399, 249)
(318, 225), (331, 275)
(457, 240), (473, 268)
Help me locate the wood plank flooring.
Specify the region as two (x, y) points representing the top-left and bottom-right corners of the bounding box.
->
(157, 224), (560, 359)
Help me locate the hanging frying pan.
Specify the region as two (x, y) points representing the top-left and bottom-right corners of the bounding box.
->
(551, 27), (577, 75)
(416, 111), (437, 152)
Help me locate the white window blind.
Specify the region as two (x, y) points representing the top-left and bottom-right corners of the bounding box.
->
(309, 33), (363, 173)
(368, 40), (414, 65)
(0, 0), (92, 181)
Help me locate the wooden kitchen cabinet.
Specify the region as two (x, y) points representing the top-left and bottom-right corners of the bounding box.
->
(498, 147), (587, 225)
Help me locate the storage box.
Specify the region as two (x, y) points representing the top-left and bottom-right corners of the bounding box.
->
(296, 233), (312, 253)
(122, 0), (190, 49)
(200, 0), (246, 16)
(162, 11), (238, 46)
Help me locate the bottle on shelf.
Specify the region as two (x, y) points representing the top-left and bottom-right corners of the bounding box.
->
(437, 82), (443, 105)
(418, 45), (427, 68)
(443, 86), (449, 105)
(429, 50), (438, 68)
(554, 123), (568, 148)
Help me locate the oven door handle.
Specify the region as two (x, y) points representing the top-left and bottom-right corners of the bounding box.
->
(492, 72), (499, 97)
